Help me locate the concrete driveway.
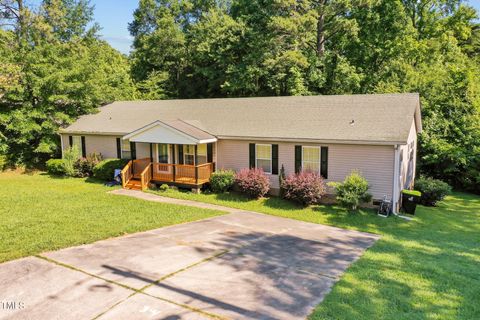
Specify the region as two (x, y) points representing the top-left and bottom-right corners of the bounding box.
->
(1, 207), (379, 320)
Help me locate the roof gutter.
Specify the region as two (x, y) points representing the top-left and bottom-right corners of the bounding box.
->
(215, 135), (408, 146)
(58, 131), (407, 146)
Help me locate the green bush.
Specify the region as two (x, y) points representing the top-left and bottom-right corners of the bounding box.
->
(46, 159), (66, 175)
(93, 158), (129, 181)
(415, 177), (452, 206)
(329, 170), (372, 211)
(209, 169), (235, 193)
(0, 155), (6, 171)
(159, 184), (169, 192)
(63, 146), (80, 177)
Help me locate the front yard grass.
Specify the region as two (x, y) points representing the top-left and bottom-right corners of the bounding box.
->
(149, 188), (480, 320)
(0, 172), (223, 263)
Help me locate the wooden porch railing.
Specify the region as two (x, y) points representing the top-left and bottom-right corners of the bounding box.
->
(140, 163), (152, 190)
(121, 160), (215, 189)
(152, 162), (214, 185)
(132, 158), (151, 178)
(121, 160), (133, 188)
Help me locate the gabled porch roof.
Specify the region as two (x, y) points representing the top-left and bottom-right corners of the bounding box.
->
(123, 119), (217, 145)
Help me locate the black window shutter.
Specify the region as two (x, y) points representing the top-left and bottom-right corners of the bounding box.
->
(207, 143), (213, 163)
(178, 145), (184, 164)
(81, 136), (86, 157)
(130, 142), (136, 160)
(171, 145), (176, 164)
(295, 145), (302, 173)
(116, 138), (121, 158)
(321, 147), (328, 179)
(272, 144), (279, 175)
(149, 143), (153, 161)
(68, 136), (73, 147)
(249, 143), (256, 168)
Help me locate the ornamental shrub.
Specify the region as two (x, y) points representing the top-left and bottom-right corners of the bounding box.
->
(63, 146), (80, 177)
(74, 153), (103, 177)
(159, 184), (169, 192)
(46, 159), (66, 175)
(210, 169), (235, 193)
(282, 171), (326, 205)
(235, 168), (270, 198)
(0, 155), (7, 171)
(415, 177), (452, 206)
(329, 170), (372, 211)
(93, 158), (129, 181)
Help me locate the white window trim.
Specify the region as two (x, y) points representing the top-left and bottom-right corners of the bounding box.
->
(301, 146), (321, 174)
(255, 143), (272, 174)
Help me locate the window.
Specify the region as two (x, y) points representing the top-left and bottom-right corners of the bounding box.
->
(122, 140), (131, 159)
(302, 146), (320, 173)
(71, 136), (82, 151)
(256, 144), (272, 173)
(184, 145), (195, 165)
(197, 144), (207, 164)
(158, 144), (169, 163)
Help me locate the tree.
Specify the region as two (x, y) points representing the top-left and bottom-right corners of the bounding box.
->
(0, 0), (135, 165)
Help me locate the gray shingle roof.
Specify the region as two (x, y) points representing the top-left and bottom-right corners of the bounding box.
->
(61, 93), (421, 145)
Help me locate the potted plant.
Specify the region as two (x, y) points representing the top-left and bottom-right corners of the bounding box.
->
(401, 189), (422, 214)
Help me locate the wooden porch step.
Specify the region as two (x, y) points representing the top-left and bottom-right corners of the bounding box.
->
(125, 178), (142, 190)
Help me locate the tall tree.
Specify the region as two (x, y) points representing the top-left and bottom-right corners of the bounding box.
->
(0, 0), (135, 165)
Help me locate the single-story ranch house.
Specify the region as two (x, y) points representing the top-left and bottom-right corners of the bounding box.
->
(60, 93), (422, 213)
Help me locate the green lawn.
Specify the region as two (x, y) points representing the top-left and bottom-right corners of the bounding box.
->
(0, 172), (223, 263)
(149, 188), (480, 320)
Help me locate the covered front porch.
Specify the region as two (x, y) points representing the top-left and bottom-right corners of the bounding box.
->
(120, 120), (217, 190)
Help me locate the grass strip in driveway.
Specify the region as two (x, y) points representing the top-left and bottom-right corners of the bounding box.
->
(148, 188), (480, 320)
(0, 172), (223, 263)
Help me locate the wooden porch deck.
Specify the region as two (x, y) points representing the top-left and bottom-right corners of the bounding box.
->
(121, 158), (214, 190)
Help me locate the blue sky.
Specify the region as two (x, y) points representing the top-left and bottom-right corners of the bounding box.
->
(26, 0), (480, 55)
(90, 0), (138, 54)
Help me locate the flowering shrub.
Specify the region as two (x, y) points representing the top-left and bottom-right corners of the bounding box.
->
(235, 168), (270, 198)
(74, 153), (103, 177)
(282, 171), (326, 205)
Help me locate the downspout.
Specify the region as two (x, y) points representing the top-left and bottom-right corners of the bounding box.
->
(392, 144), (400, 213)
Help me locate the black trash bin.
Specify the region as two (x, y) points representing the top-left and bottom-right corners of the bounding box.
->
(401, 190), (422, 215)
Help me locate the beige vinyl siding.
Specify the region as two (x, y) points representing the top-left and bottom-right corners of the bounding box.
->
(135, 142), (151, 159)
(61, 134), (120, 159)
(328, 144), (394, 199)
(217, 139), (395, 199)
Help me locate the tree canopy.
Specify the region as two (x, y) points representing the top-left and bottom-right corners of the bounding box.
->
(0, 0), (134, 165)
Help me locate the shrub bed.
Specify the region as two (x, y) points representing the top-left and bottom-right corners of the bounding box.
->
(210, 169), (235, 193)
(93, 159), (129, 181)
(329, 170), (372, 211)
(235, 168), (270, 198)
(415, 177), (452, 206)
(282, 171), (326, 205)
(46, 159), (66, 175)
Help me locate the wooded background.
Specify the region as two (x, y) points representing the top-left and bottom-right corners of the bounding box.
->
(1, 0), (479, 193)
